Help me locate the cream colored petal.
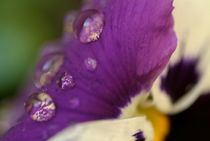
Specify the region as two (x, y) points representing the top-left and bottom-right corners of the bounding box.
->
(151, 0), (210, 115)
(152, 57), (210, 114)
(173, 0), (210, 94)
(151, 78), (173, 114)
(153, 50), (210, 115)
(48, 116), (154, 141)
(171, 0), (210, 63)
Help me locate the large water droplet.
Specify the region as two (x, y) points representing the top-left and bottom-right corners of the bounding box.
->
(74, 9), (104, 43)
(42, 55), (63, 72)
(25, 93), (56, 122)
(58, 72), (76, 89)
(35, 55), (64, 88)
(84, 57), (97, 71)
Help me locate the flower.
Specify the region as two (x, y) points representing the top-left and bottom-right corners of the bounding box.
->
(1, 0), (176, 140)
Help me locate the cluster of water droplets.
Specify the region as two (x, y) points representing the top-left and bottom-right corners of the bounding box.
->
(26, 8), (104, 122)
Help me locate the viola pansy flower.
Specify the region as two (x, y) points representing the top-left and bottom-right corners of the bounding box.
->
(1, 0), (176, 140)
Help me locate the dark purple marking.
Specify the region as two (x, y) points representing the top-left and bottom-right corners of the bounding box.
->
(133, 130), (145, 141)
(161, 58), (200, 103)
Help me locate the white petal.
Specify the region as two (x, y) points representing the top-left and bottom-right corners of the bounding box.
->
(152, 0), (210, 115)
(151, 78), (173, 114)
(48, 116), (154, 141)
(172, 0), (210, 60)
(152, 57), (210, 114)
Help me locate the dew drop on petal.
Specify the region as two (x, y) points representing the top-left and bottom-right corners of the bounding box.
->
(35, 55), (64, 88)
(42, 55), (63, 72)
(84, 57), (97, 71)
(58, 72), (76, 89)
(25, 93), (56, 122)
(74, 9), (104, 43)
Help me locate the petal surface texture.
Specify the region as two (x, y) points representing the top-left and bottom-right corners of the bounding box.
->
(1, 0), (176, 140)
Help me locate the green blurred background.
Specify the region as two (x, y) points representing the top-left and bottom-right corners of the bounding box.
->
(0, 0), (81, 101)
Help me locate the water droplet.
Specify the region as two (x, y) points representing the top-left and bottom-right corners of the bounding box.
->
(58, 72), (76, 89)
(25, 93), (56, 122)
(42, 55), (63, 72)
(74, 9), (104, 43)
(35, 55), (64, 88)
(84, 57), (97, 71)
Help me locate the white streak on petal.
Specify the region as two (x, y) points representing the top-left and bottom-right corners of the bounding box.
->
(48, 117), (154, 141)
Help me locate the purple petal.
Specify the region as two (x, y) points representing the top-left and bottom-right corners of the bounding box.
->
(2, 0), (176, 140)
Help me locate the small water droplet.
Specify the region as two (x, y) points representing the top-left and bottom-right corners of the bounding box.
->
(25, 93), (56, 122)
(84, 57), (97, 71)
(74, 9), (104, 43)
(59, 72), (76, 89)
(35, 55), (64, 88)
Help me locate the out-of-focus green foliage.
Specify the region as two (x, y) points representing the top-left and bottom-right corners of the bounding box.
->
(0, 0), (81, 100)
